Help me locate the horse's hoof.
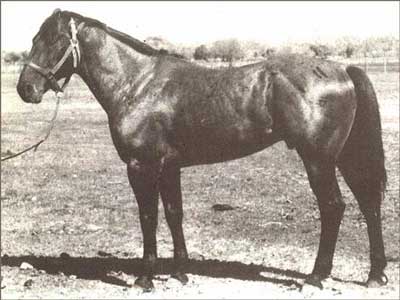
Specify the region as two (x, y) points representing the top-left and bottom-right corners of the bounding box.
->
(171, 272), (189, 285)
(134, 276), (154, 292)
(303, 274), (324, 290)
(301, 281), (323, 298)
(366, 273), (388, 288)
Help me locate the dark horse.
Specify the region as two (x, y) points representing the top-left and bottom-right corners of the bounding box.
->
(17, 10), (388, 290)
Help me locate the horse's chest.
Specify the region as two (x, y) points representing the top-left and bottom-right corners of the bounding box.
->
(108, 104), (173, 162)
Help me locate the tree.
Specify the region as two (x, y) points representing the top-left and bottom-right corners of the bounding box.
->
(241, 40), (266, 59)
(210, 39), (244, 62)
(193, 44), (209, 61)
(334, 36), (360, 58)
(20, 50), (29, 63)
(175, 46), (194, 60)
(309, 44), (332, 59)
(264, 48), (276, 57)
(376, 36), (398, 57)
(3, 51), (21, 64)
(361, 38), (373, 57)
(344, 45), (355, 58)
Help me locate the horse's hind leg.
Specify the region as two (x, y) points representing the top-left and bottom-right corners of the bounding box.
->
(338, 162), (387, 287)
(127, 159), (160, 291)
(159, 166), (189, 284)
(298, 151), (345, 289)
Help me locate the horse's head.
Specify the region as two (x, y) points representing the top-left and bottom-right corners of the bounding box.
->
(17, 9), (83, 103)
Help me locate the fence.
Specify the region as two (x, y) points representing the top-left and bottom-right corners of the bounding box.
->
(195, 56), (399, 73)
(1, 64), (23, 74)
(331, 56), (399, 73)
(2, 55), (399, 74)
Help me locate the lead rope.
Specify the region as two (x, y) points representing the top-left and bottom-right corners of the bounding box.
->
(2, 18), (81, 162)
(1, 93), (62, 162)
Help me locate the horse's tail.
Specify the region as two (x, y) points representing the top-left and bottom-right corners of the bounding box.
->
(339, 65), (387, 193)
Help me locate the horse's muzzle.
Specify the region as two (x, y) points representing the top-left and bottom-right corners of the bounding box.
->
(17, 82), (43, 103)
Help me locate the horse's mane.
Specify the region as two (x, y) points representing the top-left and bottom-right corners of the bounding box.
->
(62, 11), (184, 59)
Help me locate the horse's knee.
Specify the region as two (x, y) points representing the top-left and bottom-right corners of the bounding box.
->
(321, 198), (346, 214)
(165, 203), (182, 217)
(127, 159), (160, 219)
(319, 200), (346, 225)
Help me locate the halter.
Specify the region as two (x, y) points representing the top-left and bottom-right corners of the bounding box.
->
(3, 19), (86, 162)
(26, 18), (85, 95)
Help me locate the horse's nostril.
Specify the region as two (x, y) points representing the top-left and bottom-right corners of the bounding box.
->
(25, 84), (35, 95)
(17, 83), (36, 100)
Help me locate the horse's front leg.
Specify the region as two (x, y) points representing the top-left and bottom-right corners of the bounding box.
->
(127, 159), (160, 291)
(159, 165), (189, 284)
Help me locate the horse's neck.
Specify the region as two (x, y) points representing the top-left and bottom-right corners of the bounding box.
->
(77, 27), (155, 114)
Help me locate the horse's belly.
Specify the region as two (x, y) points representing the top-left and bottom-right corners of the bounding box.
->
(177, 125), (279, 166)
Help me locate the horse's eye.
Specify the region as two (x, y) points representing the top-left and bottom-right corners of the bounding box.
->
(47, 34), (59, 45)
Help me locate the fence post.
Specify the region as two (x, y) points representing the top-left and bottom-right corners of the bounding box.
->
(364, 55), (368, 73)
(383, 56), (387, 74)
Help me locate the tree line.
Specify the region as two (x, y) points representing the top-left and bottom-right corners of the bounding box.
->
(2, 50), (29, 65)
(2, 35), (398, 65)
(191, 35), (399, 61)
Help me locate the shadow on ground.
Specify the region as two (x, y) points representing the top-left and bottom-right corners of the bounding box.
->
(2, 254), (310, 288)
(1, 254), (367, 288)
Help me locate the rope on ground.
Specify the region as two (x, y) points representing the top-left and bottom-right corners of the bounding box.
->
(1, 96), (61, 162)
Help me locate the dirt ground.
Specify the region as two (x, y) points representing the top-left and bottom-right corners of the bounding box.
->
(1, 70), (399, 299)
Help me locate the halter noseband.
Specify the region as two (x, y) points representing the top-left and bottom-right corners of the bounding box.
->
(26, 18), (85, 94)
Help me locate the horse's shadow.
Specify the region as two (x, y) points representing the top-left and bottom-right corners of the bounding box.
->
(2, 254), (306, 287)
(1, 254), (364, 288)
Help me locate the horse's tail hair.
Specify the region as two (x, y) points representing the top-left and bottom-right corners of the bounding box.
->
(339, 65), (387, 193)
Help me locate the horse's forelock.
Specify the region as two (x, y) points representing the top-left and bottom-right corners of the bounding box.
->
(32, 11), (65, 44)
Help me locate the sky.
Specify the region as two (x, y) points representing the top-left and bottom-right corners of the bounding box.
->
(1, 1), (399, 51)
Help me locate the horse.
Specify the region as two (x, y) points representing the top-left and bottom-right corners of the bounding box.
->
(17, 9), (388, 291)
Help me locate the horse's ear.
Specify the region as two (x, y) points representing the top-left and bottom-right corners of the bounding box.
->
(52, 8), (61, 17)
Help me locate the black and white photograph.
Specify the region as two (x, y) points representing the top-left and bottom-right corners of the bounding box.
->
(1, 1), (399, 298)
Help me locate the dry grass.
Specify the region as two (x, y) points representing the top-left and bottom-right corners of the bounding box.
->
(1, 69), (399, 299)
